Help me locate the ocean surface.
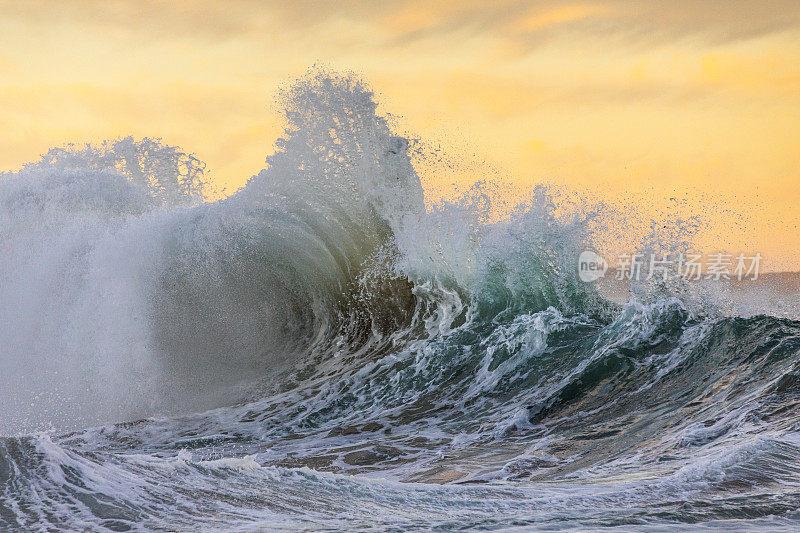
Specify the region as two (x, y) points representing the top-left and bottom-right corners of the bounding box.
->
(2, 72), (800, 531)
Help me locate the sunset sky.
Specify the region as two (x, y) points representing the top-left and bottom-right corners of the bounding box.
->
(1, 1), (799, 270)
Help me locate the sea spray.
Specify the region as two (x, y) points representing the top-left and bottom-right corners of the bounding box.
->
(1, 70), (800, 531)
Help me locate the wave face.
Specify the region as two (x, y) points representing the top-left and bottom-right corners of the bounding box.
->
(2, 71), (800, 531)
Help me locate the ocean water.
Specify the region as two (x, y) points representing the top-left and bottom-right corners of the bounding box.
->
(2, 71), (800, 531)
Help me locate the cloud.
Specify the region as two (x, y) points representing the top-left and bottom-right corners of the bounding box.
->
(507, 3), (608, 34)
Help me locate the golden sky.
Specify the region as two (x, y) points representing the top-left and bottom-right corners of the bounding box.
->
(1, 0), (799, 270)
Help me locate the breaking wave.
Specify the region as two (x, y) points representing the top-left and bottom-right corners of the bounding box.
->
(1, 70), (799, 531)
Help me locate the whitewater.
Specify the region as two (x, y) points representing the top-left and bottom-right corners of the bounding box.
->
(1, 71), (800, 531)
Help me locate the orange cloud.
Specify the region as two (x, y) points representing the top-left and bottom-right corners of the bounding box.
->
(509, 3), (608, 33)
